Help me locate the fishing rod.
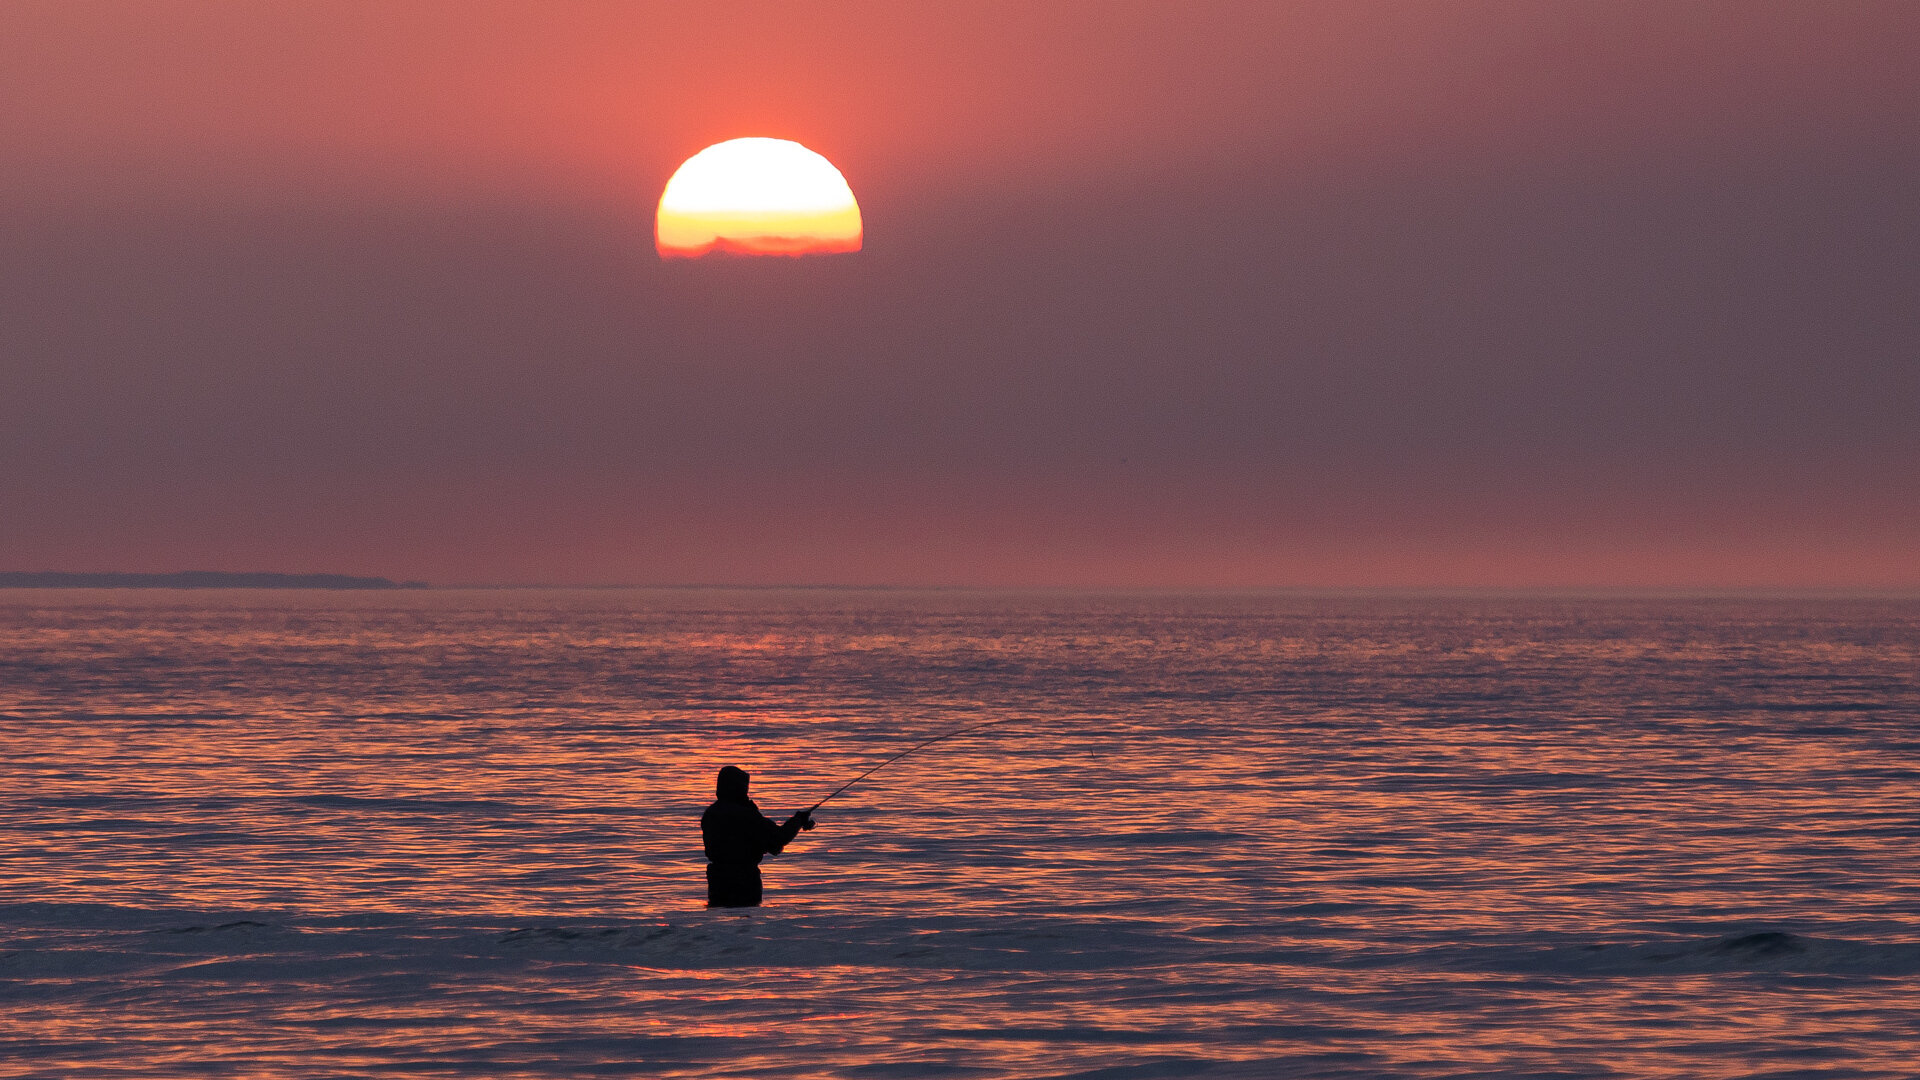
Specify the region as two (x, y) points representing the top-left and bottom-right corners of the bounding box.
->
(805, 716), (1018, 813)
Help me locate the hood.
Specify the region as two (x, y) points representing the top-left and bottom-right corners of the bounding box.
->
(716, 765), (750, 802)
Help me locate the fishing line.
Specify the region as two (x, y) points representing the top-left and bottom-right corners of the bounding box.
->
(806, 716), (1020, 812)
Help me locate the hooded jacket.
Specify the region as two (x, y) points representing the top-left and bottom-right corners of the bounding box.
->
(701, 766), (803, 867)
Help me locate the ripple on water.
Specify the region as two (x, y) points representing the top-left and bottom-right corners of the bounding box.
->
(0, 590), (1916, 1077)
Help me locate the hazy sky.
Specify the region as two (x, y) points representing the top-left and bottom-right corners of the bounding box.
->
(3, 1), (1916, 586)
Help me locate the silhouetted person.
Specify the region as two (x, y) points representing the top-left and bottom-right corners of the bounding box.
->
(701, 765), (815, 907)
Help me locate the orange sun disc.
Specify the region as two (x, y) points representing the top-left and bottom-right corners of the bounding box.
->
(656, 138), (863, 258)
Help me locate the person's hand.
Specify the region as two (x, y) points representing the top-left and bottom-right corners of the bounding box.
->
(797, 809), (816, 831)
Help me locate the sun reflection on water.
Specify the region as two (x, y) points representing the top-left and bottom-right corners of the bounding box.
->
(0, 590), (1916, 1076)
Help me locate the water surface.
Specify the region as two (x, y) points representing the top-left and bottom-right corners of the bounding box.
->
(2, 589), (1916, 1077)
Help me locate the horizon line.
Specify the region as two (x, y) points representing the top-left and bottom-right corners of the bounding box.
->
(4, 571), (1919, 599)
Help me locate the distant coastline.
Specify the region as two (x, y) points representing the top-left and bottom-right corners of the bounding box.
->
(0, 572), (427, 590)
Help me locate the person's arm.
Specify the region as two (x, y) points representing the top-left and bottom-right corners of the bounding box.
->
(759, 809), (813, 855)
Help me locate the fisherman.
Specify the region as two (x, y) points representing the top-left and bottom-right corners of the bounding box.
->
(700, 765), (816, 907)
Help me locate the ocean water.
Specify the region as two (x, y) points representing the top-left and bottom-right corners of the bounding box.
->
(1, 588), (1916, 1078)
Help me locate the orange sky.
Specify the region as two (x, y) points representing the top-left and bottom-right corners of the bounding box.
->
(9, 3), (1906, 202)
(2, 1), (1917, 587)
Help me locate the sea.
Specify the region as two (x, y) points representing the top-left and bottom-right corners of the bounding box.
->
(1, 588), (1915, 1079)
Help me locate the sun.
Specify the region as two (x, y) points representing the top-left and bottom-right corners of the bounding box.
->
(656, 138), (862, 258)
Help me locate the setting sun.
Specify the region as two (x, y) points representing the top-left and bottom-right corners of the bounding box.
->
(656, 138), (862, 258)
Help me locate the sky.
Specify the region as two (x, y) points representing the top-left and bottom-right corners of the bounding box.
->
(3, 1), (1916, 587)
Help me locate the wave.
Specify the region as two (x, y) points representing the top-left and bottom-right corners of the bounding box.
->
(6, 904), (1914, 980)
(1322, 928), (1920, 977)
(18, 793), (538, 815)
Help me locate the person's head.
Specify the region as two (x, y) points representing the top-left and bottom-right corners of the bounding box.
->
(716, 765), (750, 801)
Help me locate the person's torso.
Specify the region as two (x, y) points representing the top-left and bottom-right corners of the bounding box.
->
(701, 799), (772, 865)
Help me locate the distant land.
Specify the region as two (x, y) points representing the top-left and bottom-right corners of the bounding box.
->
(0, 572), (428, 590)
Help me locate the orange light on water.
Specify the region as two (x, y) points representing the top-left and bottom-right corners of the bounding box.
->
(656, 138), (862, 258)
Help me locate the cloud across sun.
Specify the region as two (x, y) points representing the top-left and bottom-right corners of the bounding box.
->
(656, 138), (862, 258)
